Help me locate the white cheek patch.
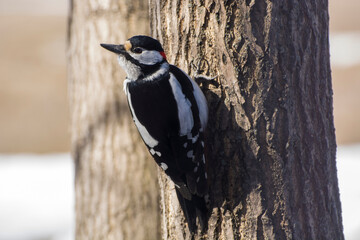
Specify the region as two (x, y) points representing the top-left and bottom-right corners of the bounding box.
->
(129, 50), (164, 65)
(118, 55), (141, 80)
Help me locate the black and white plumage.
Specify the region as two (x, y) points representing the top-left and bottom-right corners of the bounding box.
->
(101, 35), (209, 231)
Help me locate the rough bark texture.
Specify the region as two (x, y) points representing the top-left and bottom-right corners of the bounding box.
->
(68, 1), (160, 239)
(150, 0), (343, 239)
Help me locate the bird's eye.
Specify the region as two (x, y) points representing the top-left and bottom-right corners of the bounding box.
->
(133, 47), (143, 54)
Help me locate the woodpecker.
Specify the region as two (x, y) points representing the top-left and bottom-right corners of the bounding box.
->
(101, 35), (209, 231)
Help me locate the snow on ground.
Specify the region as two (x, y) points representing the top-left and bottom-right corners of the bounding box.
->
(330, 31), (360, 68)
(0, 145), (358, 240)
(337, 144), (360, 240)
(0, 153), (74, 240)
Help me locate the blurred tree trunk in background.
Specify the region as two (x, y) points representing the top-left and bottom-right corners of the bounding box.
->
(68, 1), (160, 239)
(150, 0), (344, 239)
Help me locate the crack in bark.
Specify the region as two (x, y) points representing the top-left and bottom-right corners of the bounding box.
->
(149, 0), (342, 239)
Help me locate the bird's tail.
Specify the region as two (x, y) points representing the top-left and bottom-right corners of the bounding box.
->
(175, 188), (208, 232)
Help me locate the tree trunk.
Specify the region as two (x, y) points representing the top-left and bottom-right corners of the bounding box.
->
(68, 1), (160, 239)
(150, 0), (343, 239)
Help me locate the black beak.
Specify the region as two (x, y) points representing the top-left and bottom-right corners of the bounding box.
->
(100, 43), (125, 54)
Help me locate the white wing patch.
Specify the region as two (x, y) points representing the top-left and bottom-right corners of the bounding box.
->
(187, 150), (194, 158)
(125, 84), (159, 148)
(169, 74), (194, 136)
(191, 79), (208, 128)
(150, 148), (162, 157)
(177, 69), (208, 128)
(160, 162), (168, 171)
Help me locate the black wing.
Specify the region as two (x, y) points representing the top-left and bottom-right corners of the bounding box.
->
(126, 68), (209, 231)
(126, 68), (208, 197)
(168, 65), (208, 197)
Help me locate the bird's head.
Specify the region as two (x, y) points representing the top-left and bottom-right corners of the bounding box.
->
(101, 35), (167, 80)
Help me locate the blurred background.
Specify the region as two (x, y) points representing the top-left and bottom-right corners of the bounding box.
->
(0, 0), (359, 239)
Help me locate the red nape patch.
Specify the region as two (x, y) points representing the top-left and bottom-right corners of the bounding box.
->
(160, 51), (167, 60)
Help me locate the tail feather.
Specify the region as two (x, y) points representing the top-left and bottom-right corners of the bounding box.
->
(175, 189), (208, 232)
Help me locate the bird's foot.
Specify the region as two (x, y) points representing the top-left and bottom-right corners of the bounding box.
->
(194, 75), (219, 87)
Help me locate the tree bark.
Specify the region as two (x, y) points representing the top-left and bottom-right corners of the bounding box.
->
(150, 0), (344, 239)
(68, 1), (160, 239)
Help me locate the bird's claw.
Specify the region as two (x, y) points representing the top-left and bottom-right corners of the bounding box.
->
(194, 75), (219, 87)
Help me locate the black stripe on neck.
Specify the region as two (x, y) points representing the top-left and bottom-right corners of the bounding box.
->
(139, 60), (167, 77)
